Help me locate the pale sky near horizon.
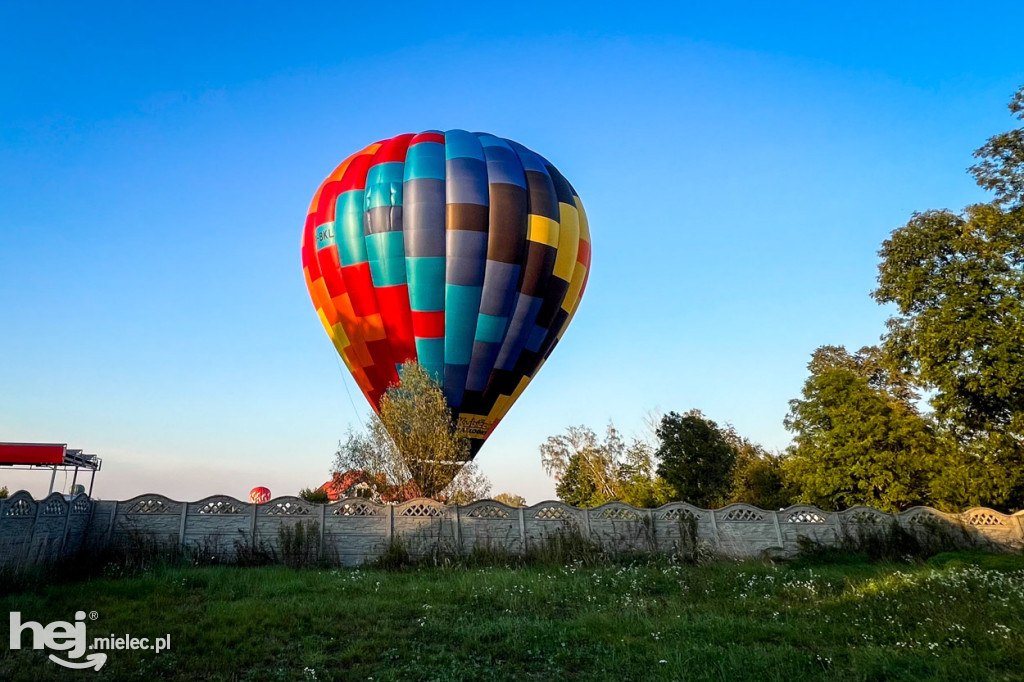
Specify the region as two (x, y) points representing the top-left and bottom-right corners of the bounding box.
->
(2, 2), (1022, 503)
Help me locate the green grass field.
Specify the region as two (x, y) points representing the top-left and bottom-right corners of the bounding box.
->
(1, 552), (1023, 681)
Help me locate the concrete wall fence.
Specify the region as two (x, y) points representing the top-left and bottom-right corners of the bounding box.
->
(1, 491), (1023, 569)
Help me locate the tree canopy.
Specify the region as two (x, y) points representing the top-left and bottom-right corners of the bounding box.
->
(785, 346), (939, 512)
(655, 411), (737, 508)
(540, 421), (672, 508)
(969, 85), (1024, 209)
(333, 361), (482, 501)
(540, 424), (623, 508)
(378, 362), (471, 497)
(727, 444), (793, 511)
(873, 86), (1024, 510)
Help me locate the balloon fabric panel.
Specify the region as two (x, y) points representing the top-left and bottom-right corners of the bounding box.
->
(302, 131), (590, 458)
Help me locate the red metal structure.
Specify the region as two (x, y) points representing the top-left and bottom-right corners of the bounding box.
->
(0, 443), (102, 496)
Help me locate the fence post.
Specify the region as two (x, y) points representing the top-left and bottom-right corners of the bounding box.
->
(455, 504), (463, 553)
(518, 507), (527, 554)
(249, 503), (258, 541)
(319, 503), (327, 557)
(107, 501), (119, 546)
(708, 508), (721, 549)
(30, 496), (46, 566)
(59, 495), (74, 556)
(387, 504), (394, 544)
(84, 496), (97, 553)
(583, 507), (593, 540)
(771, 511), (784, 550)
(178, 502), (188, 547)
(646, 508), (656, 553)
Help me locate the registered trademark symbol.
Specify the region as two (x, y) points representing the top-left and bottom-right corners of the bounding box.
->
(89, 611), (99, 620)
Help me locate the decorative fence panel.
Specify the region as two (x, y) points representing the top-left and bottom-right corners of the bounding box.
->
(326, 498), (391, 566)
(1, 492), (1022, 568)
(653, 503), (712, 555)
(458, 500), (524, 555)
(0, 492), (96, 567)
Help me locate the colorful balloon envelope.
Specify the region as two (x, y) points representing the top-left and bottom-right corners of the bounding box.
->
(250, 487), (271, 504)
(301, 131), (591, 457)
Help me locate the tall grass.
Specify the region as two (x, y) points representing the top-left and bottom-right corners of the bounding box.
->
(794, 518), (982, 566)
(371, 516), (711, 571)
(1, 551), (1022, 681)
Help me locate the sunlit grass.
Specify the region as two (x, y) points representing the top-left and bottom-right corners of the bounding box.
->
(0, 552), (1021, 681)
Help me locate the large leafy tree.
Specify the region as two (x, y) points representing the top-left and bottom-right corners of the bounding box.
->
(874, 206), (1024, 439)
(873, 86), (1024, 510)
(655, 410), (737, 508)
(785, 346), (939, 512)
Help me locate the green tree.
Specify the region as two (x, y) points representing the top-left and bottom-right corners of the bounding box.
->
(333, 361), (474, 500)
(493, 493), (527, 507)
(540, 424), (622, 505)
(727, 444), (794, 510)
(540, 421), (674, 508)
(299, 487), (330, 503)
(444, 463), (492, 505)
(784, 346), (939, 512)
(655, 410), (737, 508)
(555, 452), (606, 507)
(615, 439), (674, 508)
(873, 86), (1024, 510)
(970, 85), (1024, 208)
(875, 206), (1024, 439)
(378, 361), (470, 498)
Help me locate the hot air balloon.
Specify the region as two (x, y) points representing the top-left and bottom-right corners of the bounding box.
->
(250, 487), (271, 504)
(301, 130), (591, 459)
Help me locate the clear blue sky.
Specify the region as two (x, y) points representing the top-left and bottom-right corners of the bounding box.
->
(2, 2), (1022, 502)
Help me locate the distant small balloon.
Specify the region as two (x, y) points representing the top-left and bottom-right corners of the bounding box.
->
(249, 487), (271, 504)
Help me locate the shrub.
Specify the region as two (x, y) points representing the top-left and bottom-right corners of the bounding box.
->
(299, 487), (330, 503)
(278, 520), (322, 569)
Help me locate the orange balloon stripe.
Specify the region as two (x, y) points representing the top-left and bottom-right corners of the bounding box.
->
(333, 143), (400, 405)
(302, 212), (347, 352)
(303, 148), (380, 400)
